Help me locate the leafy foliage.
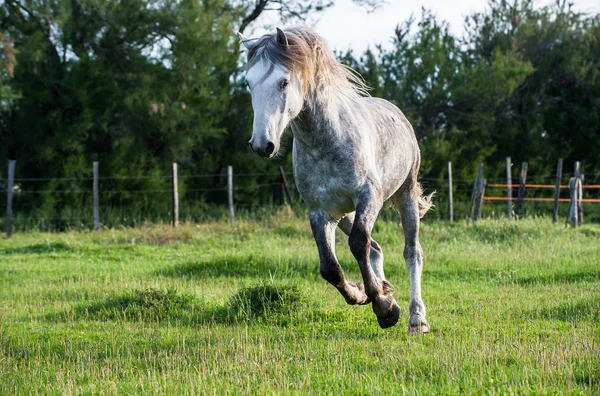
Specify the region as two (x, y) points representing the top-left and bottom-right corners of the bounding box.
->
(0, 0), (598, 223)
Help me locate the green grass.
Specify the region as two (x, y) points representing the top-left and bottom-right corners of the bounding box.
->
(0, 211), (599, 394)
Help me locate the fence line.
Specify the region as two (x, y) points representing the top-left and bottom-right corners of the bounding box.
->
(3, 158), (600, 235)
(487, 183), (600, 189)
(3, 174), (599, 185)
(3, 160), (303, 235)
(7, 171), (295, 182)
(481, 158), (596, 227)
(483, 197), (600, 203)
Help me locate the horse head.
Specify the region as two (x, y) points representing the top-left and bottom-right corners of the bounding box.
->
(239, 28), (305, 158)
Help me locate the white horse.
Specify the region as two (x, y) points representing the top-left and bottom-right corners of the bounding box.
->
(239, 27), (433, 332)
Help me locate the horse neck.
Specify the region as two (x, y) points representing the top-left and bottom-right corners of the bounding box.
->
(291, 88), (351, 146)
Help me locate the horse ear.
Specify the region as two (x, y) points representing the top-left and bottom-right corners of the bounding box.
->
(276, 28), (289, 47)
(238, 32), (255, 50)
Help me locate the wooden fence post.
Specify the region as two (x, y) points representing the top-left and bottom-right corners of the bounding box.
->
(577, 174), (584, 225)
(93, 161), (100, 232)
(172, 162), (179, 228)
(552, 158), (563, 224)
(279, 166), (296, 214)
(515, 162), (528, 219)
(569, 161), (581, 227)
(448, 161), (453, 224)
(228, 165), (234, 224)
(467, 163), (483, 223)
(474, 178), (486, 222)
(6, 160), (15, 237)
(569, 178), (577, 227)
(506, 157), (512, 219)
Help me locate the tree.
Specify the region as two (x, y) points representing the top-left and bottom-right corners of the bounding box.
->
(344, 9), (532, 183)
(235, 0), (387, 34)
(0, 32), (18, 112)
(463, 0), (600, 178)
(343, 1), (599, 193)
(0, 0), (350, 221)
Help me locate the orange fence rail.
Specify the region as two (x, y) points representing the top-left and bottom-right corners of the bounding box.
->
(487, 183), (600, 189)
(485, 182), (600, 203)
(483, 197), (600, 203)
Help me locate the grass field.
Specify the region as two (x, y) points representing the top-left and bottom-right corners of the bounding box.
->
(1, 211), (599, 394)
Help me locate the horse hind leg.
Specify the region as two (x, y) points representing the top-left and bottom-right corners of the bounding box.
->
(393, 183), (431, 334)
(339, 212), (386, 281)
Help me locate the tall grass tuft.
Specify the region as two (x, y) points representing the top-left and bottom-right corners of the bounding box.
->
(227, 280), (305, 323)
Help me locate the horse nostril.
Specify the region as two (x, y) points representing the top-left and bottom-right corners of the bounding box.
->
(265, 142), (275, 155)
(248, 142), (255, 153)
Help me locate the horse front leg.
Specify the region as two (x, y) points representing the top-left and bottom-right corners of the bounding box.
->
(339, 212), (386, 281)
(309, 210), (370, 305)
(349, 192), (400, 329)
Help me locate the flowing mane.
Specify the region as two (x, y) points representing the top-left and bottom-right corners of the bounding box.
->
(244, 26), (368, 99)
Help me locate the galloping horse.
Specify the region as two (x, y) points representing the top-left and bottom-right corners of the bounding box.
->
(239, 27), (433, 333)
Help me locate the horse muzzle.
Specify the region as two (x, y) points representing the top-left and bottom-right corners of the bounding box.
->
(249, 140), (277, 158)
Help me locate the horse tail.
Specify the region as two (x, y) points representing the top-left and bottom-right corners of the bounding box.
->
(416, 182), (435, 218)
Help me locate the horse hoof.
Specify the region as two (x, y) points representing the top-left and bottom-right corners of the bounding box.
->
(377, 303), (400, 329)
(352, 282), (371, 305)
(344, 295), (371, 305)
(408, 322), (430, 335)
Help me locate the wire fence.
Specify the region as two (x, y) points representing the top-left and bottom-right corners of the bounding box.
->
(2, 159), (599, 233)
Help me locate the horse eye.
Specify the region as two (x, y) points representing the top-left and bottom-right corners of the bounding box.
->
(280, 79), (289, 90)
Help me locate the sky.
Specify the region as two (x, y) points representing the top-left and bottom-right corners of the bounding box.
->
(298, 0), (600, 53)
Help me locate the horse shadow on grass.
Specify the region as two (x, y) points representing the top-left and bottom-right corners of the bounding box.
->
(0, 242), (74, 255)
(524, 297), (600, 322)
(436, 223), (542, 245)
(157, 254), (318, 279)
(425, 265), (514, 283)
(46, 283), (315, 328)
(514, 270), (600, 286)
(46, 288), (205, 325)
(45, 285), (413, 338)
(425, 266), (600, 286)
